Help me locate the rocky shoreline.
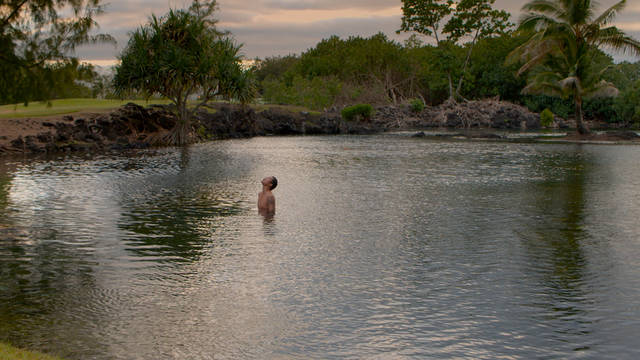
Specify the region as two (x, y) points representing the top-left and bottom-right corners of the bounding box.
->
(1, 100), (638, 155)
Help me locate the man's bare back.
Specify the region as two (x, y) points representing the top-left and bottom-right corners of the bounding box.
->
(258, 176), (277, 216)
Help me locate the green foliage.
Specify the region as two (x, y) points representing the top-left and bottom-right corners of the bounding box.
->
(296, 33), (410, 97)
(410, 98), (425, 112)
(540, 108), (554, 127)
(399, 0), (514, 100)
(255, 55), (300, 83)
(341, 104), (374, 122)
(262, 75), (342, 110)
(604, 61), (640, 90)
(466, 33), (528, 101)
(260, 33), (416, 107)
(0, 59), (103, 105)
(196, 125), (212, 139)
(444, 0), (512, 42)
(523, 95), (571, 119)
(0, 0), (113, 105)
(583, 97), (618, 123)
(510, 0), (640, 134)
(399, 0), (454, 41)
(406, 44), (460, 104)
(614, 80), (640, 126)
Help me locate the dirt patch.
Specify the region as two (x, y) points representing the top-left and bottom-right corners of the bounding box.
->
(0, 110), (113, 151)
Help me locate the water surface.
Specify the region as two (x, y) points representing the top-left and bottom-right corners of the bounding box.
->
(1, 135), (640, 359)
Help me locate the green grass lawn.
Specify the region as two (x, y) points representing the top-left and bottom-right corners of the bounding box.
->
(0, 98), (172, 119)
(0, 343), (64, 360)
(0, 98), (319, 120)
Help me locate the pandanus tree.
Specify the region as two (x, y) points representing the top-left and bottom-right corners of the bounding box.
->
(508, 0), (640, 134)
(114, 0), (255, 145)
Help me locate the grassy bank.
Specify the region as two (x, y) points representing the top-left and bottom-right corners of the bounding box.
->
(0, 98), (322, 120)
(0, 98), (172, 119)
(0, 342), (64, 360)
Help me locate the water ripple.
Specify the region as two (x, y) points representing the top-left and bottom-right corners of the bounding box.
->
(1, 138), (640, 359)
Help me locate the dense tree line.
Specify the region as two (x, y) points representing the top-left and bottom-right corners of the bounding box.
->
(255, 30), (639, 125)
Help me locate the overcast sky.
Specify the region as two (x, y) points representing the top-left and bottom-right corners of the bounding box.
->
(77, 0), (640, 66)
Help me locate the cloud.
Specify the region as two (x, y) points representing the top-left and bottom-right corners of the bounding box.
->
(221, 0), (394, 12)
(74, 0), (640, 63)
(226, 15), (407, 58)
(260, 0), (395, 11)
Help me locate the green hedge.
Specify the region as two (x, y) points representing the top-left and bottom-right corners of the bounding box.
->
(341, 104), (373, 121)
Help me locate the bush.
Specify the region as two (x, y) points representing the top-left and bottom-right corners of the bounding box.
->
(409, 98), (425, 113)
(341, 104), (373, 121)
(540, 108), (554, 127)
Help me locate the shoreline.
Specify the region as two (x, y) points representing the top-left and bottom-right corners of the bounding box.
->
(1, 100), (639, 156)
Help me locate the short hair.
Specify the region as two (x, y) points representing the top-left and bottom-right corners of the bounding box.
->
(270, 176), (278, 190)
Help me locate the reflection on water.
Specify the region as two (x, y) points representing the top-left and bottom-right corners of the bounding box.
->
(1, 136), (640, 359)
(517, 149), (594, 351)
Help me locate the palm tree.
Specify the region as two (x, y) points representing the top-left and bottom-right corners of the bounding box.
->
(509, 0), (640, 134)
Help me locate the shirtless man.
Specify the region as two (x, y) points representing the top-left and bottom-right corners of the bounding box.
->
(258, 176), (277, 216)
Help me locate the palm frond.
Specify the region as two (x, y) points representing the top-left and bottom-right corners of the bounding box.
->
(519, 13), (560, 32)
(595, 26), (640, 56)
(516, 50), (553, 76)
(506, 31), (546, 65)
(522, 0), (564, 17)
(593, 0), (626, 26)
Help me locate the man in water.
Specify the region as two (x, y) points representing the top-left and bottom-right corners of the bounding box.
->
(258, 176), (277, 216)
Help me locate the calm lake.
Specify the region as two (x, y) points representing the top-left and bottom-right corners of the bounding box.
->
(1, 134), (640, 359)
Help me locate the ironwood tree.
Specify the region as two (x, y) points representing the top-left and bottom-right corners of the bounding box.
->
(0, 0), (113, 104)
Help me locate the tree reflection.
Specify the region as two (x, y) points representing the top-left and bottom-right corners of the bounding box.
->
(0, 158), (103, 355)
(119, 189), (244, 262)
(520, 147), (593, 343)
(0, 160), (16, 221)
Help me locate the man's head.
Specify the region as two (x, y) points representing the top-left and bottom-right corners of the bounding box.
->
(262, 176), (278, 190)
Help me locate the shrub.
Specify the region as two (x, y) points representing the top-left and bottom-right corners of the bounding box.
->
(540, 108), (554, 127)
(341, 104), (373, 121)
(409, 98), (425, 113)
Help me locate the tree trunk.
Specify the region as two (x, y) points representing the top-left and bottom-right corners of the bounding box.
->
(575, 96), (590, 135)
(447, 72), (455, 102)
(171, 99), (191, 145)
(455, 28), (480, 98)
